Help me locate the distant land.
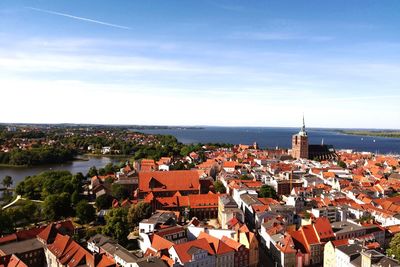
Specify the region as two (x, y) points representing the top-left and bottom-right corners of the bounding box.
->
(0, 123), (203, 130)
(337, 130), (400, 139)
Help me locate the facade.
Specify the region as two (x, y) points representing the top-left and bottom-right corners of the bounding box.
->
(221, 236), (249, 267)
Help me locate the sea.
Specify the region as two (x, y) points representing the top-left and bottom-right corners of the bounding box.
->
(136, 127), (400, 155)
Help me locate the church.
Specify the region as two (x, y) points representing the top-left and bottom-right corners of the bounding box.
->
(291, 116), (338, 161)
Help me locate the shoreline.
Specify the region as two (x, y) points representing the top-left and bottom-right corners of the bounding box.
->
(336, 130), (400, 139)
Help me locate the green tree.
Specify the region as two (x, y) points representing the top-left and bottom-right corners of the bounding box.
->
(213, 181), (226, 193)
(258, 185), (278, 199)
(387, 233), (400, 260)
(71, 190), (80, 205)
(87, 166), (98, 178)
(0, 210), (13, 235)
(43, 193), (72, 220)
(2, 176), (13, 188)
(95, 194), (113, 210)
(337, 160), (347, 168)
(102, 207), (129, 245)
(111, 184), (130, 201)
(127, 202), (151, 227)
(76, 200), (96, 224)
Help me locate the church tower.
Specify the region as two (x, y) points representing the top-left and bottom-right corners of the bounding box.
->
(292, 115), (309, 159)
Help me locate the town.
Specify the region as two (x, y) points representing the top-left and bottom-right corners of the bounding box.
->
(1, 122), (400, 267)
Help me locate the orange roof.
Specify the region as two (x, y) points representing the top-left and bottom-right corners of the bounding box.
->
(275, 234), (296, 254)
(332, 239), (349, 247)
(151, 234), (174, 251)
(172, 238), (215, 263)
(97, 255), (116, 267)
(301, 225), (319, 245)
(314, 217), (334, 241)
(221, 236), (243, 251)
(7, 255), (28, 267)
(198, 232), (235, 255)
(223, 161), (239, 168)
(139, 170), (200, 193)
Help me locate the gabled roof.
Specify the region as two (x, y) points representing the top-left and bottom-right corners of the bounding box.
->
(7, 254), (28, 267)
(314, 217), (335, 241)
(139, 170), (200, 192)
(151, 234), (174, 251)
(172, 238), (214, 264)
(221, 236), (244, 251)
(198, 232), (235, 255)
(47, 233), (70, 257)
(37, 224), (57, 244)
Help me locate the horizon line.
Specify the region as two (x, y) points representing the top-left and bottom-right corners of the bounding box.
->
(1, 122), (399, 131)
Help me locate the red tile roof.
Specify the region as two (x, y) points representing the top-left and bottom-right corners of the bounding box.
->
(221, 236), (243, 251)
(6, 254), (28, 267)
(151, 234), (174, 251)
(198, 232), (235, 255)
(172, 238), (215, 264)
(139, 170), (200, 193)
(313, 217), (335, 241)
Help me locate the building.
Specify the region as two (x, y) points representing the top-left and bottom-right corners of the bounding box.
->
(291, 116), (337, 160)
(138, 170), (200, 198)
(168, 238), (216, 267)
(270, 233), (296, 267)
(291, 116), (309, 159)
(198, 232), (235, 267)
(155, 193), (220, 220)
(221, 236), (249, 267)
(218, 195), (244, 229)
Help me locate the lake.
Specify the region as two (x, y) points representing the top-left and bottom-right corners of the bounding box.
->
(0, 156), (123, 186)
(137, 127), (400, 155)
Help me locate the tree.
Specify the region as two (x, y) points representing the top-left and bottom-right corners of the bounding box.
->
(337, 160), (347, 168)
(102, 207), (129, 245)
(213, 181), (226, 193)
(87, 166), (98, 178)
(387, 233), (400, 260)
(42, 193), (72, 220)
(258, 185), (277, 199)
(95, 194), (113, 210)
(111, 184), (130, 201)
(76, 200), (96, 224)
(2, 176), (13, 188)
(127, 202), (151, 227)
(71, 190), (80, 205)
(0, 210), (13, 235)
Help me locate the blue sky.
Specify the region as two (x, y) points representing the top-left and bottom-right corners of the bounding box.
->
(1, 0), (399, 128)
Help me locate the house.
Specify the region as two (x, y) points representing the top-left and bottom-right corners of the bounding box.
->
(221, 236), (249, 267)
(168, 238), (216, 267)
(140, 159), (157, 172)
(0, 238), (45, 267)
(269, 233), (296, 267)
(198, 232), (235, 267)
(218, 195), (244, 229)
(155, 193), (220, 220)
(45, 233), (95, 267)
(323, 239), (349, 267)
(138, 170), (200, 198)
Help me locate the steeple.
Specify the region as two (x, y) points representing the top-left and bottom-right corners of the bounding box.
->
(299, 114), (307, 136)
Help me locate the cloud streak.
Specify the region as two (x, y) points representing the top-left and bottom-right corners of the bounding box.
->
(25, 7), (130, 30)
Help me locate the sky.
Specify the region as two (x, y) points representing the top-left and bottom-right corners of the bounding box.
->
(0, 0), (400, 128)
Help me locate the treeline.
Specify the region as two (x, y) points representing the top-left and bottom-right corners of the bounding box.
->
(0, 147), (76, 166)
(0, 171), (92, 234)
(339, 130), (400, 138)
